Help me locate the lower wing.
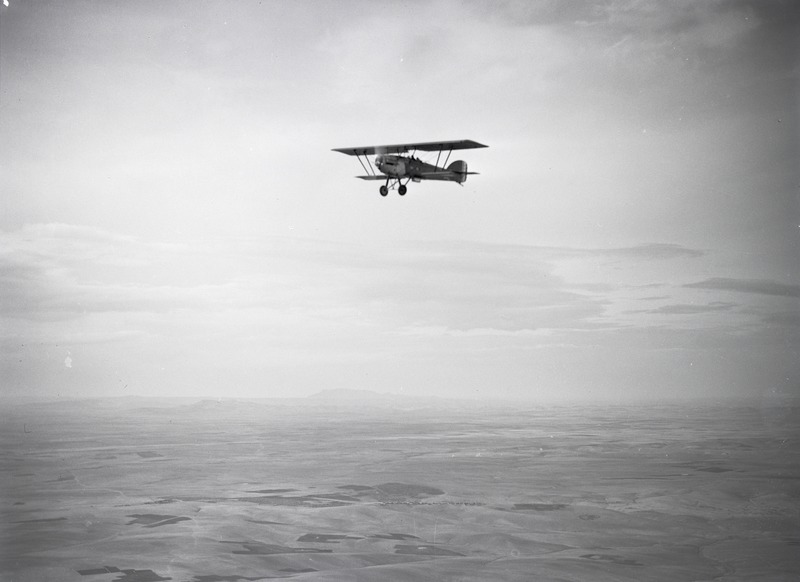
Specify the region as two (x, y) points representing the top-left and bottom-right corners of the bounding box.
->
(418, 171), (480, 181)
(355, 172), (479, 181)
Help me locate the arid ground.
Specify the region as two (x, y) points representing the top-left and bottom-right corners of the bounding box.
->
(2, 396), (798, 581)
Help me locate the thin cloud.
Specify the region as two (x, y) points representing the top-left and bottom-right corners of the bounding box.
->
(538, 243), (705, 261)
(0, 225), (234, 321)
(2, 223), (795, 400)
(685, 277), (800, 298)
(0, 226), (612, 337)
(593, 243), (705, 260)
(640, 302), (736, 315)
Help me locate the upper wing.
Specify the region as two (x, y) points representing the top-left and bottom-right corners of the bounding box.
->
(332, 139), (488, 156)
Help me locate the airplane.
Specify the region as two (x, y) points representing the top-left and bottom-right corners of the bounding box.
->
(332, 139), (488, 197)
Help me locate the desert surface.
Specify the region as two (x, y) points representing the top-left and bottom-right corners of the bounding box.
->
(2, 395), (798, 581)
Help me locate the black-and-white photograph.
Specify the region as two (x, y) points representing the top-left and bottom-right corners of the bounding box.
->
(1, 1), (798, 580)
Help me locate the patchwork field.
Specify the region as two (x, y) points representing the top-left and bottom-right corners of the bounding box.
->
(2, 397), (798, 581)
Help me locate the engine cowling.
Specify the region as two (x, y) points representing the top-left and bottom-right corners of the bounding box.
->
(376, 155), (407, 177)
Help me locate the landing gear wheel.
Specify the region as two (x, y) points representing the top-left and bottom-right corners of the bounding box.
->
(379, 185), (388, 197)
(398, 185), (407, 196)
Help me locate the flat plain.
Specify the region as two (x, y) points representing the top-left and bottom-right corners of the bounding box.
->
(2, 396), (798, 581)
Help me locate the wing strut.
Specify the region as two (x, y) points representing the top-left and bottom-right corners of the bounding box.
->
(435, 146), (454, 169)
(442, 147), (453, 168)
(355, 152), (376, 176)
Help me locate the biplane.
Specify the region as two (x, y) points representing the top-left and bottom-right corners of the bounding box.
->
(332, 139), (488, 196)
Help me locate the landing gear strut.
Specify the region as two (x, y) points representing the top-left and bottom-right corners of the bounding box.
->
(378, 178), (409, 197)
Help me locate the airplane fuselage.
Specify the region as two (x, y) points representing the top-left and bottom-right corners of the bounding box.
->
(375, 154), (469, 184)
(375, 154), (432, 181)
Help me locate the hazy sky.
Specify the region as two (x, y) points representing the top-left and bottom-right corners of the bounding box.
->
(1, 0), (798, 402)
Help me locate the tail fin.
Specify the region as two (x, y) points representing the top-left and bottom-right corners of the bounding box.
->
(447, 160), (469, 184)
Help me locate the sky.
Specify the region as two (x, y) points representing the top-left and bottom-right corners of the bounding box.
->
(1, 0), (798, 403)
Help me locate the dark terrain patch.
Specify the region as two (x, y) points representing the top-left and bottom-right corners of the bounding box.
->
(126, 514), (191, 528)
(581, 554), (643, 566)
(15, 516), (67, 524)
(579, 514), (600, 520)
(237, 494), (351, 508)
(77, 566), (172, 581)
(279, 569), (317, 574)
(395, 544), (464, 556)
(142, 493), (353, 508)
(192, 576), (271, 581)
(150, 485), (441, 509)
(615, 474), (691, 479)
(336, 483), (445, 500)
(112, 570), (172, 582)
(79, 566), (122, 575)
(246, 519), (286, 525)
(297, 533), (362, 543)
(371, 533), (421, 540)
(374, 483), (445, 497)
(676, 461), (733, 473)
(248, 488), (296, 494)
(303, 493), (360, 502)
(136, 451), (164, 458)
(514, 503), (568, 511)
(223, 541), (332, 555)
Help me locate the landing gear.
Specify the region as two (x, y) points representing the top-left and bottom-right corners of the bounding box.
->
(378, 179), (409, 197)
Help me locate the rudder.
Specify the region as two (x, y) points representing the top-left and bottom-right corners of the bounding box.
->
(447, 160), (468, 183)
